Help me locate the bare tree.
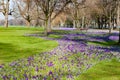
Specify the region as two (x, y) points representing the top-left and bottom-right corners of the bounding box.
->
(0, 0), (13, 28)
(14, 0), (37, 27)
(94, 0), (118, 33)
(65, 0), (102, 29)
(51, 12), (67, 27)
(116, 0), (120, 43)
(64, 0), (87, 28)
(34, 0), (71, 35)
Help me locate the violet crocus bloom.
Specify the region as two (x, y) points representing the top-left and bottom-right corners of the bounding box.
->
(10, 62), (17, 66)
(109, 36), (119, 41)
(13, 77), (17, 80)
(32, 76), (37, 79)
(26, 78), (28, 80)
(49, 71), (53, 75)
(47, 62), (54, 67)
(0, 65), (3, 68)
(2, 75), (7, 80)
(43, 77), (47, 80)
(67, 74), (73, 79)
(27, 57), (34, 62)
(24, 74), (28, 78)
(36, 66), (39, 72)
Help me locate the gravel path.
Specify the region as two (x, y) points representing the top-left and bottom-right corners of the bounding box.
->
(53, 28), (119, 33)
(88, 29), (119, 33)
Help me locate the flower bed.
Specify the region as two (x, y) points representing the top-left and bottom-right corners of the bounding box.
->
(0, 31), (120, 80)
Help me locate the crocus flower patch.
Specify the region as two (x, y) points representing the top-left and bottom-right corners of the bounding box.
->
(0, 31), (120, 80)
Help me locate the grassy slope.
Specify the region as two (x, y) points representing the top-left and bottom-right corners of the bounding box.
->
(77, 59), (120, 80)
(0, 27), (58, 64)
(83, 34), (120, 80)
(0, 28), (120, 79)
(45, 30), (120, 80)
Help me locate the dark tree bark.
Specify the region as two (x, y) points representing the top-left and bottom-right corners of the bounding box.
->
(117, 0), (120, 43)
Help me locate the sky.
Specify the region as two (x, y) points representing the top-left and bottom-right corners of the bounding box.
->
(0, 13), (14, 20)
(0, 13), (4, 19)
(0, 0), (14, 20)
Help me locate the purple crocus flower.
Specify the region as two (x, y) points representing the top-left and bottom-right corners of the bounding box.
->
(24, 73), (28, 78)
(0, 65), (3, 68)
(26, 78), (28, 80)
(32, 76), (37, 79)
(43, 77), (47, 80)
(2, 75), (7, 80)
(67, 74), (73, 79)
(109, 36), (119, 41)
(47, 62), (54, 67)
(54, 78), (57, 80)
(36, 66), (39, 72)
(49, 71), (53, 75)
(27, 57), (34, 61)
(13, 77), (17, 80)
(104, 49), (110, 52)
(10, 62), (17, 66)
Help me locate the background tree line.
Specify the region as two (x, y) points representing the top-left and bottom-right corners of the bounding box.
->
(0, 0), (120, 35)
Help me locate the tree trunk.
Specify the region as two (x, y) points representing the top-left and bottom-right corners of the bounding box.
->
(109, 22), (112, 34)
(81, 16), (85, 29)
(101, 17), (104, 29)
(4, 13), (8, 28)
(118, 31), (120, 44)
(109, 17), (114, 34)
(73, 20), (76, 28)
(109, 6), (112, 34)
(97, 17), (101, 29)
(35, 19), (39, 27)
(44, 20), (48, 36)
(4, 0), (9, 28)
(77, 20), (80, 28)
(44, 17), (52, 36)
(73, 20), (78, 28)
(117, 0), (120, 43)
(26, 20), (30, 27)
(47, 17), (52, 33)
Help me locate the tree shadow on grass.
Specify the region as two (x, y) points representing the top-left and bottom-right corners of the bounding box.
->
(88, 40), (116, 46)
(0, 42), (19, 63)
(86, 32), (120, 53)
(33, 30), (120, 53)
(0, 42), (38, 63)
(78, 60), (120, 80)
(87, 32), (119, 45)
(63, 32), (120, 53)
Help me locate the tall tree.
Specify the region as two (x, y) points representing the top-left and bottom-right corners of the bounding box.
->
(116, 0), (120, 43)
(96, 0), (117, 32)
(65, 0), (86, 28)
(15, 0), (36, 27)
(0, 0), (12, 28)
(65, 0), (100, 29)
(34, 0), (71, 35)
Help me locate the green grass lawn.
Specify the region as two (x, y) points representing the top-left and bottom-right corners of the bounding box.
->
(77, 59), (120, 80)
(43, 30), (120, 80)
(0, 27), (58, 64)
(0, 28), (120, 79)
